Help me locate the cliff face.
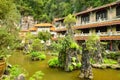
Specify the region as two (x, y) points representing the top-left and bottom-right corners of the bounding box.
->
(20, 16), (36, 30)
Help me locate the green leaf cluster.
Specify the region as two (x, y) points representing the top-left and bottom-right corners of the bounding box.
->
(29, 71), (44, 80)
(14, 0), (116, 22)
(48, 57), (59, 67)
(38, 31), (51, 42)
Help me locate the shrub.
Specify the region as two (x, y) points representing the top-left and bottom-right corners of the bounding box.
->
(8, 65), (27, 80)
(29, 71), (44, 80)
(68, 64), (73, 71)
(76, 62), (81, 68)
(106, 51), (120, 60)
(48, 57), (59, 67)
(30, 51), (46, 61)
(50, 52), (59, 56)
(30, 51), (40, 58)
(39, 54), (46, 60)
(103, 58), (117, 64)
(90, 58), (95, 64)
(32, 39), (43, 51)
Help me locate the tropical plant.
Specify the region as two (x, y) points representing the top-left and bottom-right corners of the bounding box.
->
(103, 58), (117, 64)
(48, 57), (59, 67)
(68, 64), (74, 71)
(0, 0), (20, 59)
(0, 27), (19, 59)
(4, 65), (28, 80)
(30, 51), (46, 61)
(39, 53), (46, 60)
(32, 38), (43, 51)
(76, 62), (81, 68)
(38, 31), (51, 42)
(29, 71), (44, 80)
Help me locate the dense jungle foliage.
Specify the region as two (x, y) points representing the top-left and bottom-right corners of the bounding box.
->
(16, 0), (117, 22)
(0, 0), (116, 23)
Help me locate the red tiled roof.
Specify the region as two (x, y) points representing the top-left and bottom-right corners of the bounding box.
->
(29, 27), (37, 31)
(50, 27), (55, 31)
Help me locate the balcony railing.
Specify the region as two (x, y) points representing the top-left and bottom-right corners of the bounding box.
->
(74, 31), (120, 37)
(55, 16), (120, 30)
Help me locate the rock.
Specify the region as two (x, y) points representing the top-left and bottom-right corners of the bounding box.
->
(111, 65), (120, 69)
(92, 64), (102, 68)
(79, 73), (84, 78)
(16, 74), (25, 80)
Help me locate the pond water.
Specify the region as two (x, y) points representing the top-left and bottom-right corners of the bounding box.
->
(9, 51), (120, 80)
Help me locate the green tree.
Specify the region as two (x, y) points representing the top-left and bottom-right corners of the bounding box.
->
(38, 31), (51, 42)
(64, 14), (76, 37)
(0, 0), (20, 59)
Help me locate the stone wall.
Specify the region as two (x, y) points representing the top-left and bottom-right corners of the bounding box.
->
(20, 16), (36, 30)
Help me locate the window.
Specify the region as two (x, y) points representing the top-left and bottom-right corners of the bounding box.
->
(96, 9), (107, 21)
(81, 14), (90, 24)
(116, 5), (120, 18)
(81, 29), (89, 33)
(95, 26), (107, 32)
(116, 25), (120, 31)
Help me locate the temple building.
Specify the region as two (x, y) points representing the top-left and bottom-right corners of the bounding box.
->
(53, 1), (120, 51)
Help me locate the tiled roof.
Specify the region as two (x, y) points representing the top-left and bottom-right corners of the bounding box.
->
(20, 30), (29, 32)
(74, 1), (118, 16)
(50, 27), (55, 31)
(54, 18), (65, 22)
(29, 27), (37, 31)
(34, 23), (53, 27)
(54, 1), (120, 22)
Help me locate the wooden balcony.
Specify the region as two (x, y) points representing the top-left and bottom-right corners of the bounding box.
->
(73, 19), (120, 29)
(55, 26), (67, 32)
(52, 32), (120, 41)
(74, 35), (120, 40)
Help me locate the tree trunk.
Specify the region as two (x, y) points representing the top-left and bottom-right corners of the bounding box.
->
(112, 41), (119, 51)
(94, 41), (102, 64)
(79, 44), (93, 79)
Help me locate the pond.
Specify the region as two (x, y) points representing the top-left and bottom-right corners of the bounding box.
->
(9, 51), (120, 80)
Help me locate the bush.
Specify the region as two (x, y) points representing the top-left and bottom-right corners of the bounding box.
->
(103, 58), (117, 64)
(39, 54), (46, 60)
(48, 57), (59, 67)
(76, 62), (81, 68)
(30, 51), (46, 61)
(32, 39), (44, 51)
(106, 51), (120, 60)
(8, 65), (27, 80)
(30, 51), (40, 58)
(50, 52), (59, 56)
(68, 64), (73, 71)
(29, 71), (44, 80)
